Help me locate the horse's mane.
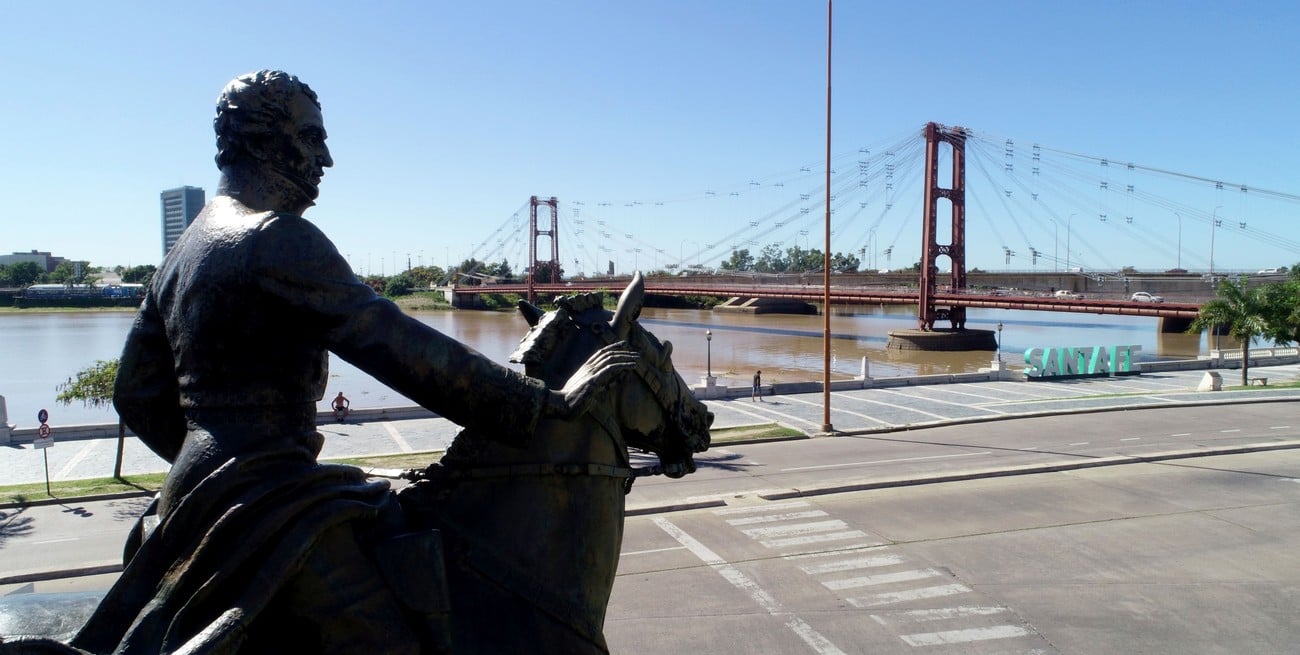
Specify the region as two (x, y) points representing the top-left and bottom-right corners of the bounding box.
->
(510, 292), (606, 370)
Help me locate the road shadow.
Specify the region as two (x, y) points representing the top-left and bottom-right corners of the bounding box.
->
(110, 496), (153, 522)
(0, 506), (35, 547)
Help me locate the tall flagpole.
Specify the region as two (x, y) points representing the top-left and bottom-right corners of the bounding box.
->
(821, 0), (834, 433)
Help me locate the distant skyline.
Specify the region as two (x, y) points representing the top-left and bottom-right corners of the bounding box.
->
(3, 1), (1298, 275)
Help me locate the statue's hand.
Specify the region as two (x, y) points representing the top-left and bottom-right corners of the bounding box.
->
(545, 341), (639, 419)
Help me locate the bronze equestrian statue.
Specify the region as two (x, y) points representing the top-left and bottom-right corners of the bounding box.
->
(0, 71), (708, 654)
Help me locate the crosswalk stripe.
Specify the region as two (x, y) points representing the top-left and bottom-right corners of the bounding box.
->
(726, 510), (829, 526)
(822, 569), (941, 590)
(741, 520), (847, 539)
(798, 553), (905, 575)
(847, 583), (971, 607)
(900, 625), (1031, 647)
(714, 501), (810, 515)
(869, 606), (1008, 625)
(761, 530), (874, 549)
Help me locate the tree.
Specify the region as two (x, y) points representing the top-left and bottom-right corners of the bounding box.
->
(49, 260), (93, 285)
(1188, 278), (1290, 386)
(787, 246), (824, 273)
(830, 251), (861, 273)
(754, 243), (788, 273)
(484, 259), (514, 282)
(531, 260), (564, 283)
(384, 273), (415, 297)
(121, 264), (157, 284)
(718, 249), (754, 272)
(6, 261), (44, 287)
(56, 359), (128, 478)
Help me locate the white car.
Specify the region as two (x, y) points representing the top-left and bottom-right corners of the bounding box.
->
(1130, 291), (1164, 303)
(1053, 289), (1082, 300)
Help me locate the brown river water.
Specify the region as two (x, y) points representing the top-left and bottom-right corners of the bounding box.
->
(0, 305), (1211, 427)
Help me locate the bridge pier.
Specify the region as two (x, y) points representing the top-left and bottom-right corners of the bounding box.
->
(713, 297), (816, 315)
(886, 328), (997, 352)
(1159, 316), (1195, 334)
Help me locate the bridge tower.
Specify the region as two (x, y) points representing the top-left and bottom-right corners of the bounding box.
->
(918, 122), (968, 331)
(887, 122), (994, 351)
(527, 195), (560, 303)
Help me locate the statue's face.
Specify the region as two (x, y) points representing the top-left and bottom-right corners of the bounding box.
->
(266, 91), (333, 202)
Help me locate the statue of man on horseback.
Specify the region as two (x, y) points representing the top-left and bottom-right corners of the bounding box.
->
(0, 71), (644, 655)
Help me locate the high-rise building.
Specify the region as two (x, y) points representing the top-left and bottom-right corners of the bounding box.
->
(160, 186), (205, 256)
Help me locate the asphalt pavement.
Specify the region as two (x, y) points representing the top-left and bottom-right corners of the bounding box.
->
(3, 363), (1299, 490)
(4, 364), (1300, 652)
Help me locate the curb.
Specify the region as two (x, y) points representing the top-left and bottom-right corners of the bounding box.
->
(12, 439), (1300, 586)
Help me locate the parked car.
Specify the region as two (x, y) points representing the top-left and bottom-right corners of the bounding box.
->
(1054, 289), (1082, 300)
(1130, 291), (1164, 303)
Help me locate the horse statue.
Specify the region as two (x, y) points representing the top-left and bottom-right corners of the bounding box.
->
(398, 272), (713, 653)
(0, 273), (712, 654)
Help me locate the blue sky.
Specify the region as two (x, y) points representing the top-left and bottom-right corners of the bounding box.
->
(3, 1), (1298, 275)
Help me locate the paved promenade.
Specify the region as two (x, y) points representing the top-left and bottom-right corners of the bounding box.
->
(3, 363), (1298, 489)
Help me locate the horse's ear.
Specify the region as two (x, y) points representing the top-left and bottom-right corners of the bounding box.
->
(612, 272), (644, 338)
(517, 299), (545, 327)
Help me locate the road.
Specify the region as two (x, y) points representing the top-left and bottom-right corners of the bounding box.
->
(608, 447), (1300, 654)
(4, 403), (1300, 653)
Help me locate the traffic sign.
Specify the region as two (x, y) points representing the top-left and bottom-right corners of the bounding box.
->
(34, 423), (53, 449)
(37, 408), (48, 424)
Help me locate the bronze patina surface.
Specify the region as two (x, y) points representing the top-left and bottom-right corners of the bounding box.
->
(0, 71), (690, 654)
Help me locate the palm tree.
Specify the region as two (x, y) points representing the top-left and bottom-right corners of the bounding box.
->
(1188, 278), (1280, 386)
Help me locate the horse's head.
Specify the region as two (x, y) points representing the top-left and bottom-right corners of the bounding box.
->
(510, 273), (712, 477)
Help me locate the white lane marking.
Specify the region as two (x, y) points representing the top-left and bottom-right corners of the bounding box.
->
(935, 384), (1013, 401)
(829, 393), (950, 421)
(1221, 429), (1242, 433)
(848, 583), (972, 608)
(870, 606), (1008, 625)
(1120, 437), (1141, 441)
(781, 451), (992, 473)
(31, 537), (79, 545)
(782, 544), (890, 561)
(726, 510), (830, 526)
(761, 531), (875, 550)
(382, 422), (415, 453)
(1270, 426), (1292, 430)
(55, 439), (100, 480)
(1069, 442), (1089, 446)
(869, 388), (1008, 415)
(652, 517), (848, 655)
(715, 501), (810, 515)
(901, 625), (1031, 647)
(741, 520), (849, 540)
(722, 401), (827, 430)
(622, 545), (688, 556)
(783, 395), (894, 426)
(1171, 433), (1191, 437)
(798, 554), (905, 575)
(822, 569), (942, 590)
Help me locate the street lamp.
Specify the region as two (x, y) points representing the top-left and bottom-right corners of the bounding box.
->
(1173, 212), (1182, 270)
(705, 329), (713, 380)
(1210, 205), (1222, 280)
(1065, 213), (1076, 271)
(996, 321), (1004, 362)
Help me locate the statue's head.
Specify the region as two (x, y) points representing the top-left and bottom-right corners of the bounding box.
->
(213, 70), (332, 214)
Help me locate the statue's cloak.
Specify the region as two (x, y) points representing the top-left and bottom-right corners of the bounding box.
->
(70, 448), (392, 655)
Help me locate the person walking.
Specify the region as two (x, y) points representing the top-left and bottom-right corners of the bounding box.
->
(752, 370), (762, 402)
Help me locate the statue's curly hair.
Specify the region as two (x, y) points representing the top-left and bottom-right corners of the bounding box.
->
(213, 70), (319, 169)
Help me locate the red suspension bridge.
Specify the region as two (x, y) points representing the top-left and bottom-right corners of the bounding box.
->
(439, 122), (1298, 336)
